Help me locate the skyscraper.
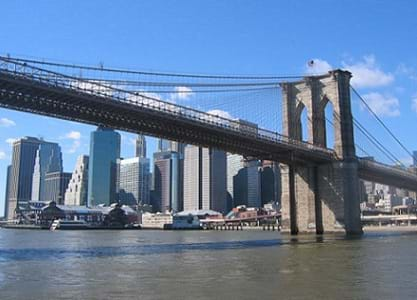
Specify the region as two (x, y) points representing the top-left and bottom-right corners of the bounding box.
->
(7, 137), (43, 219)
(44, 171), (71, 204)
(227, 154), (243, 209)
(31, 141), (62, 201)
(135, 134), (147, 158)
(158, 139), (171, 152)
(4, 165), (11, 219)
(260, 161), (281, 206)
(88, 127), (121, 206)
(65, 155), (89, 206)
(413, 151), (417, 167)
(183, 146), (227, 213)
(153, 151), (183, 212)
(157, 138), (185, 155)
(117, 157), (150, 207)
(170, 141), (185, 156)
(227, 154), (261, 208)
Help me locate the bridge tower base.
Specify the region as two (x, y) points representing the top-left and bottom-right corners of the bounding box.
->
(279, 70), (363, 235)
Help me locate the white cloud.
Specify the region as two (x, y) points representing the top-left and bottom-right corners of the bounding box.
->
(0, 118), (16, 127)
(342, 55), (394, 88)
(65, 131), (81, 140)
(396, 63), (414, 76)
(128, 92), (180, 113)
(0, 151), (6, 160)
(68, 140), (81, 154)
(202, 109), (236, 126)
(399, 157), (413, 167)
(60, 131), (82, 153)
(207, 109), (233, 120)
(5, 138), (18, 146)
(362, 92), (400, 117)
(71, 80), (114, 96)
(395, 63), (417, 81)
(412, 95), (417, 113)
(171, 86), (194, 101)
(304, 59), (333, 75)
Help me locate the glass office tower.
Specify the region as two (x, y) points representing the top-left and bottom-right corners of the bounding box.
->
(88, 127), (121, 206)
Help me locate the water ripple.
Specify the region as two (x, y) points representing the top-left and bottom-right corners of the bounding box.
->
(0, 239), (282, 262)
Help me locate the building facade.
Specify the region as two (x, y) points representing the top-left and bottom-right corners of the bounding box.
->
(158, 139), (171, 152)
(135, 134), (147, 158)
(65, 155), (89, 206)
(157, 138), (185, 155)
(117, 157), (150, 207)
(227, 154), (261, 209)
(44, 172), (71, 204)
(153, 151), (183, 212)
(261, 160), (281, 206)
(4, 165), (11, 219)
(88, 127), (121, 206)
(31, 141), (63, 201)
(183, 146), (227, 213)
(7, 137), (43, 219)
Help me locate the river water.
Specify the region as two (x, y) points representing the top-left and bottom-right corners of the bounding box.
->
(0, 229), (416, 299)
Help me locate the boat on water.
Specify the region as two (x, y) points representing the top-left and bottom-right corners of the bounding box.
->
(50, 219), (91, 230)
(171, 215), (202, 230)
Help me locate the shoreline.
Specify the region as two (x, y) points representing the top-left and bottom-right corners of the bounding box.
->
(363, 225), (417, 233)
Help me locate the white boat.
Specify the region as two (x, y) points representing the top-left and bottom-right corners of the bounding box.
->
(50, 219), (90, 230)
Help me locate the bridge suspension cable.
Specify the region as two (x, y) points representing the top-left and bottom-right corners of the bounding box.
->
(0, 55), (303, 80)
(351, 86), (417, 165)
(300, 103), (400, 165)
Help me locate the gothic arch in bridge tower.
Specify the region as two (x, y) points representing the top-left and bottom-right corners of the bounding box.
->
(317, 96), (335, 149)
(294, 101), (309, 143)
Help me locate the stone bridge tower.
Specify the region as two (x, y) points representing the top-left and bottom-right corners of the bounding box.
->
(279, 70), (362, 235)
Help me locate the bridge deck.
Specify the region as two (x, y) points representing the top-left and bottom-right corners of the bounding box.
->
(0, 59), (416, 191)
(0, 67), (335, 165)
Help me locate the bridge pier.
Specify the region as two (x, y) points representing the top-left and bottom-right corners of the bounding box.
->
(281, 161), (362, 235)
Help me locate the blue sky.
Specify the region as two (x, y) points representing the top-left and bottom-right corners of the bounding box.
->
(1, 0), (417, 216)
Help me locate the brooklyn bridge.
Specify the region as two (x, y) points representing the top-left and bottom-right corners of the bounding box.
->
(0, 55), (416, 235)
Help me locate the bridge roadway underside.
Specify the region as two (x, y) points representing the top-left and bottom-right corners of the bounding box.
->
(0, 73), (333, 166)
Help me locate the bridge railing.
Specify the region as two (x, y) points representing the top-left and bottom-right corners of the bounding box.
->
(0, 56), (335, 158)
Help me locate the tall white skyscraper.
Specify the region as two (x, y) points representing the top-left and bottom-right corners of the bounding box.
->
(117, 157), (150, 206)
(183, 146), (227, 213)
(31, 141), (63, 201)
(65, 155), (89, 206)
